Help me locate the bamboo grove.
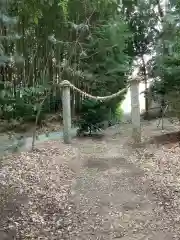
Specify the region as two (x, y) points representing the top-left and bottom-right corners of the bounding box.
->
(0, 0), (134, 124)
(1, 0), (180, 126)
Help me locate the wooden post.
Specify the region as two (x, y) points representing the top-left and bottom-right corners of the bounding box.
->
(130, 78), (141, 143)
(61, 80), (71, 143)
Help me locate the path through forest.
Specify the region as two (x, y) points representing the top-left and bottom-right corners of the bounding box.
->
(0, 119), (180, 239)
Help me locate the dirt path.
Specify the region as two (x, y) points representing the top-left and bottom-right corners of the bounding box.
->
(71, 156), (153, 239)
(1, 120), (180, 239)
(68, 135), (174, 239)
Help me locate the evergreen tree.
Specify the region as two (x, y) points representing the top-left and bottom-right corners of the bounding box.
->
(150, 0), (180, 118)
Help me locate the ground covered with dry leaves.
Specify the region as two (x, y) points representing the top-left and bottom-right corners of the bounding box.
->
(1, 119), (180, 239)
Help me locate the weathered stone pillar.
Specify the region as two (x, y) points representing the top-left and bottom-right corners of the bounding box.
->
(130, 78), (141, 143)
(61, 80), (71, 143)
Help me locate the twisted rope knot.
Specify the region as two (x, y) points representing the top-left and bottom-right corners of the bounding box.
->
(59, 79), (137, 101)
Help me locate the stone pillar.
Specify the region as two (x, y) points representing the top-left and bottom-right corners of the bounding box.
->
(61, 80), (71, 143)
(130, 78), (141, 143)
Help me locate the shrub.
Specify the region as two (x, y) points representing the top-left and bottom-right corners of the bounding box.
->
(77, 98), (108, 136)
(115, 103), (124, 121)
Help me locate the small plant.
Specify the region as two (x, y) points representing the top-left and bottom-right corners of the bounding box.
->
(77, 98), (108, 136)
(115, 103), (123, 119)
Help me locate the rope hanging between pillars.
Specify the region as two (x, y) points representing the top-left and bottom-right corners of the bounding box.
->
(60, 79), (141, 144)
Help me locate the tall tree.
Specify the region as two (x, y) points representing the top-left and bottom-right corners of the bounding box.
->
(150, 0), (180, 118)
(0, 0), (133, 123)
(121, 0), (158, 118)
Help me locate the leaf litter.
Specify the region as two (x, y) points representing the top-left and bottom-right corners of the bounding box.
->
(0, 142), (79, 239)
(1, 120), (180, 239)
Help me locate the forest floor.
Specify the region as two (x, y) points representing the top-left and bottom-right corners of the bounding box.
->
(0, 113), (65, 136)
(1, 119), (180, 239)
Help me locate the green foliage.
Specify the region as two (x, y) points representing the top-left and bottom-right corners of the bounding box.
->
(79, 20), (132, 94)
(0, 0), (21, 65)
(0, 83), (49, 123)
(77, 99), (108, 135)
(122, 0), (157, 57)
(1, 0), (152, 129)
(149, 2), (179, 87)
(73, 18), (131, 114)
(148, 0), (180, 118)
(115, 103), (124, 121)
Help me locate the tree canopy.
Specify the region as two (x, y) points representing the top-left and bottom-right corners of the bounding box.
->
(1, 0), (180, 126)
